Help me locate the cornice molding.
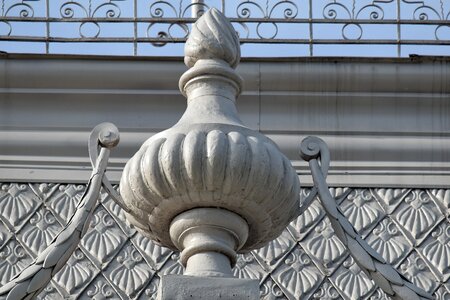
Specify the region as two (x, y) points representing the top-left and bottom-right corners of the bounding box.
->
(0, 56), (449, 187)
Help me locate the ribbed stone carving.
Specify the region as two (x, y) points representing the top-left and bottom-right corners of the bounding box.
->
(121, 127), (300, 251)
(1, 184), (449, 299)
(184, 7), (240, 68)
(120, 8), (300, 253)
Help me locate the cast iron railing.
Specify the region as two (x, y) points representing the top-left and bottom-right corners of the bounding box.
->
(0, 0), (449, 57)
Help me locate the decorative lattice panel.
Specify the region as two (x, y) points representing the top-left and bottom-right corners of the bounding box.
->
(0, 183), (448, 299)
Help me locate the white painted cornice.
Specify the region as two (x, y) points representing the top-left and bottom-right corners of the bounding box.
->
(0, 54), (449, 187)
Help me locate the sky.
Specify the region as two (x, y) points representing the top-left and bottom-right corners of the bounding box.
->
(0, 0), (449, 57)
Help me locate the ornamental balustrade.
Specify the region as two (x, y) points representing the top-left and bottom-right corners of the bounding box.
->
(0, 0), (449, 56)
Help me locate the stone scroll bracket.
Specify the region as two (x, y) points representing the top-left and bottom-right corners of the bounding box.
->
(300, 136), (434, 300)
(0, 123), (122, 300)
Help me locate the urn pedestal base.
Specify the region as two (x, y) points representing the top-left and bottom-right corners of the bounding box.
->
(157, 275), (259, 300)
(169, 208), (249, 277)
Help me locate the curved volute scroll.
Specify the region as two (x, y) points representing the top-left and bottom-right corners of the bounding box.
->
(120, 8), (301, 277)
(0, 123), (123, 300)
(300, 136), (434, 300)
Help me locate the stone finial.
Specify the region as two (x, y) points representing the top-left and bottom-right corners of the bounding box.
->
(120, 8), (300, 279)
(184, 7), (240, 68)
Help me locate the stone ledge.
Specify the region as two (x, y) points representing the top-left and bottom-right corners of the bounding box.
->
(158, 275), (259, 300)
(1, 57), (448, 188)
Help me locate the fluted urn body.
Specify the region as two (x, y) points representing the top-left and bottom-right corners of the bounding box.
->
(120, 9), (300, 259)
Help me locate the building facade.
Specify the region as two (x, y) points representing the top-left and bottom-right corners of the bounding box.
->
(0, 1), (449, 299)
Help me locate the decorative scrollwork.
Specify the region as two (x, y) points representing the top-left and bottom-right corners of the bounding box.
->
(92, 2), (121, 18)
(0, 0), (448, 56)
(323, 1), (397, 40)
(260, 278), (284, 298)
(300, 136), (434, 300)
(146, 0), (214, 46)
(237, 1), (266, 18)
(60, 1), (125, 39)
(269, 1), (298, 19)
(149, 1), (178, 18)
(401, 0), (442, 20)
(0, 123), (123, 300)
(413, 5), (441, 21)
(146, 22), (190, 47)
(356, 4), (385, 20)
(236, 0), (299, 40)
(148, 0), (211, 18)
(324, 0), (396, 20)
(0, 0), (448, 55)
(5, 3), (34, 18)
(401, 0), (450, 41)
(182, 2), (210, 18)
(85, 278), (115, 298)
(323, 2), (351, 19)
(60, 2), (88, 18)
(237, 0), (298, 19)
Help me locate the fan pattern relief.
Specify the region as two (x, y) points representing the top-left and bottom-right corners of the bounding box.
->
(0, 183), (448, 300)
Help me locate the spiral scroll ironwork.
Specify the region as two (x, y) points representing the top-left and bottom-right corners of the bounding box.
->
(0, 1), (449, 68)
(0, 0), (37, 37)
(60, 0), (124, 38)
(323, 1), (395, 40)
(146, 0), (212, 46)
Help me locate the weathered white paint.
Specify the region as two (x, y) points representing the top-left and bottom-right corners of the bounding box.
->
(119, 8), (300, 254)
(0, 55), (449, 187)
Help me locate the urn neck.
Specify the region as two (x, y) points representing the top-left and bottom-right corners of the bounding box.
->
(185, 75), (238, 104)
(177, 59), (245, 126)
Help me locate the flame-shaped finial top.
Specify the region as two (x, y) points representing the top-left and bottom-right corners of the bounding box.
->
(184, 8), (240, 68)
